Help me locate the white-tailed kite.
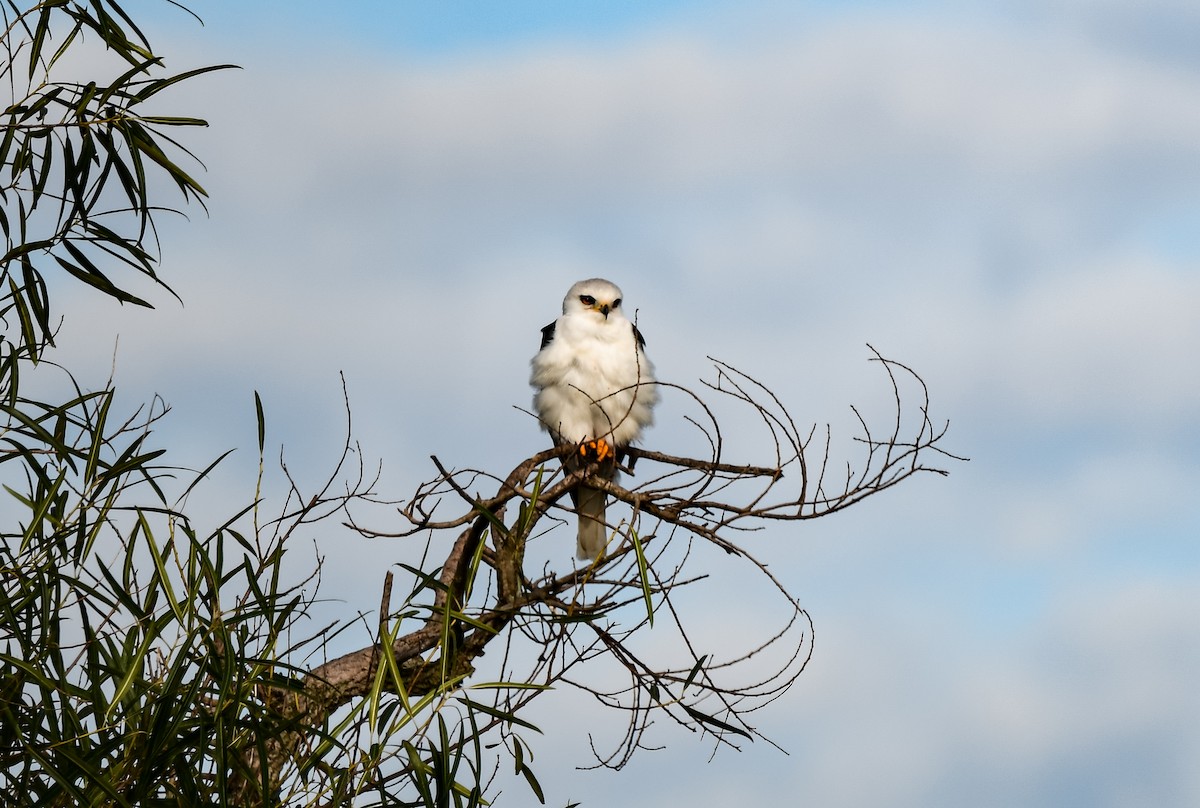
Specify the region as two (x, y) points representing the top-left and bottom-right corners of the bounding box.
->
(531, 278), (658, 561)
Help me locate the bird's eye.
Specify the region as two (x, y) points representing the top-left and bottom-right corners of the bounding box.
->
(612, 299), (622, 309)
(579, 295), (596, 306)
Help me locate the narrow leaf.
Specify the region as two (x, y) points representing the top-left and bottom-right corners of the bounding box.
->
(254, 391), (265, 453)
(630, 527), (654, 627)
(682, 705), (752, 740)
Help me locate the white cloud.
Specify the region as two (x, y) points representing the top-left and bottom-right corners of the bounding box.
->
(1005, 262), (1199, 420)
(917, 254), (1200, 432)
(124, 9), (1200, 443)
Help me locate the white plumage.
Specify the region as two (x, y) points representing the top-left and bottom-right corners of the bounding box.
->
(531, 278), (658, 560)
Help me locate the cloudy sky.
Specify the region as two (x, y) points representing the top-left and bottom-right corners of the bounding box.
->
(45, 0), (1200, 805)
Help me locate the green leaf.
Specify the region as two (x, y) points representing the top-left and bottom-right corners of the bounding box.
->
(630, 527), (654, 627)
(56, 240), (152, 306)
(682, 654), (708, 692)
(47, 21), (84, 73)
(459, 696), (543, 735)
(19, 243), (53, 344)
(19, 85), (65, 121)
(103, 0), (154, 57)
(519, 762), (546, 804)
(254, 391), (265, 453)
(105, 629), (156, 722)
(8, 274), (41, 362)
(27, 4), (55, 79)
(177, 448), (235, 503)
(82, 389), (113, 485)
(140, 511), (184, 622)
(30, 131), (54, 206)
(468, 681), (552, 692)
(682, 704), (752, 740)
(20, 470), (67, 551)
(131, 63), (240, 104)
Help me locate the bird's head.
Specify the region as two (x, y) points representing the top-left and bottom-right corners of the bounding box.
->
(562, 278), (625, 321)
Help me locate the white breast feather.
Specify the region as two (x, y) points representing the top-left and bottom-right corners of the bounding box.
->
(531, 311), (657, 447)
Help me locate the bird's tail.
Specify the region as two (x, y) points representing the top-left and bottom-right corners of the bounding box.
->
(576, 486), (607, 561)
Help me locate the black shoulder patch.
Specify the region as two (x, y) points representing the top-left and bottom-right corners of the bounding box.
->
(633, 324), (647, 349)
(539, 321), (556, 351)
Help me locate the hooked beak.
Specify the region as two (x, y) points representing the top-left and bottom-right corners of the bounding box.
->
(599, 303), (610, 318)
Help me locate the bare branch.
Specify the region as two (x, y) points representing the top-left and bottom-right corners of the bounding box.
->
(240, 349), (963, 788)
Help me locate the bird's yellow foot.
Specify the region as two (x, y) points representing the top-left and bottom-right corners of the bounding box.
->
(579, 438), (613, 462)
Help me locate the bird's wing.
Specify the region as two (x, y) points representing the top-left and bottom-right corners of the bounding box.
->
(632, 323), (646, 349)
(539, 321), (556, 351)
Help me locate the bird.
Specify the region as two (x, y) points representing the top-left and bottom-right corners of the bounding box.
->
(530, 278), (658, 561)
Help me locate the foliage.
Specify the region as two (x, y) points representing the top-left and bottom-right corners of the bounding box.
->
(0, 3), (962, 807)
(1, 0), (231, 371)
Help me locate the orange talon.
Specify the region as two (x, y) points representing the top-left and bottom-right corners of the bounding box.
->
(578, 438), (613, 463)
(594, 438), (612, 462)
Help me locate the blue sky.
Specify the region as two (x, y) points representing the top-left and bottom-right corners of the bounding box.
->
(42, 0), (1200, 805)
(153, 0), (732, 55)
